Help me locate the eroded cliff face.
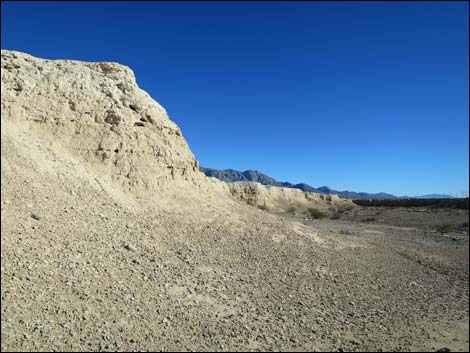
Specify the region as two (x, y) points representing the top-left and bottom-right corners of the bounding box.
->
(1, 50), (206, 194)
(1, 50), (351, 211)
(208, 178), (351, 213)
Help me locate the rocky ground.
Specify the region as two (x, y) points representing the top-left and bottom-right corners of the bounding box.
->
(1, 50), (469, 352)
(2, 131), (468, 351)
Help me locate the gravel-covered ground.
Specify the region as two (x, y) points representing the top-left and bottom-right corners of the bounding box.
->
(2, 123), (468, 352)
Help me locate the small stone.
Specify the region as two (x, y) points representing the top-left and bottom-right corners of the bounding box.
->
(31, 213), (41, 220)
(124, 244), (136, 252)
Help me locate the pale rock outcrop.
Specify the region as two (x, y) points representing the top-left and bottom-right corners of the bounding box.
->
(208, 178), (350, 213)
(1, 50), (349, 211)
(1, 50), (208, 195)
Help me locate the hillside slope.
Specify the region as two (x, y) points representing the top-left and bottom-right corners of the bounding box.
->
(1, 50), (213, 202)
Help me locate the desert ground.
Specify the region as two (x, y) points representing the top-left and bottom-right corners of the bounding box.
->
(1, 50), (469, 352)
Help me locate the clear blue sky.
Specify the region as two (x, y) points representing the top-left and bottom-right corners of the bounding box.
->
(2, 1), (468, 196)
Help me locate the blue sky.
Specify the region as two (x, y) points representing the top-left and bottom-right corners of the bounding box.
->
(2, 1), (468, 196)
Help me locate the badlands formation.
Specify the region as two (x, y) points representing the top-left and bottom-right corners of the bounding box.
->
(1, 51), (469, 352)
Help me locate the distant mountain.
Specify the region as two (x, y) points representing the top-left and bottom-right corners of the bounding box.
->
(200, 167), (452, 199)
(412, 194), (453, 199)
(200, 167), (290, 187)
(316, 186), (397, 199)
(292, 183), (319, 193)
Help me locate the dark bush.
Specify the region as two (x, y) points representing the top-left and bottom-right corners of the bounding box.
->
(435, 224), (454, 233)
(339, 204), (354, 212)
(330, 213), (341, 220)
(306, 208), (326, 219)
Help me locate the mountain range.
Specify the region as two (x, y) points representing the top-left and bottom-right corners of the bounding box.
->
(200, 167), (452, 199)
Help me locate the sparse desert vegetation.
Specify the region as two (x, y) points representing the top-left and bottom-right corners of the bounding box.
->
(306, 207), (326, 219)
(287, 206), (296, 214)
